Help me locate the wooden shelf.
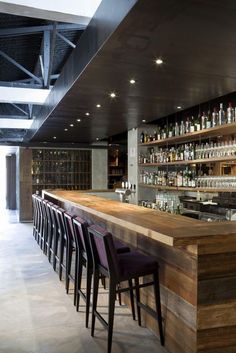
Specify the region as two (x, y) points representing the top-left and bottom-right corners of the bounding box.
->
(140, 122), (236, 147)
(139, 155), (236, 167)
(139, 183), (234, 193)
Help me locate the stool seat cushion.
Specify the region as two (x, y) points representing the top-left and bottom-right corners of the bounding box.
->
(118, 252), (158, 280)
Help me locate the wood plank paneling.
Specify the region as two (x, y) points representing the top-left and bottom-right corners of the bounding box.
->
(198, 300), (236, 330)
(198, 325), (236, 351)
(199, 252), (236, 280)
(198, 276), (236, 305)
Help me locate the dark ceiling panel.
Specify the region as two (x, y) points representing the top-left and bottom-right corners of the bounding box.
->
(27, 0), (236, 144)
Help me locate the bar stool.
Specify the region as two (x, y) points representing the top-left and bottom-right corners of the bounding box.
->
(55, 207), (67, 281)
(63, 212), (79, 302)
(88, 225), (164, 353)
(32, 194), (38, 240)
(41, 199), (49, 253)
(35, 196), (43, 247)
(73, 219), (133, 328)
(48, 203), (60, 271)
(45, 201), (54, 262)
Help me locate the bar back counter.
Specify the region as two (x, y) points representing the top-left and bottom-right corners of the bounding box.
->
(43, 189), (236, 353)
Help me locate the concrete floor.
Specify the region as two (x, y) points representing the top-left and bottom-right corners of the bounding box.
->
(0, 214), (168, 353)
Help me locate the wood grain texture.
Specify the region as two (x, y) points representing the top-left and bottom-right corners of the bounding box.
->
(42, 190), (236, 246)
(43, 190), (236, 353)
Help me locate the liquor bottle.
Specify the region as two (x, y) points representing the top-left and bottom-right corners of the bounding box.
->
(206, 111), (212, 129)
(195, 114), (201, 131)
(185, 117), (190, 133)
(212, 107), (218, 127)
(180, 120), (185, 135)
(177, 171), (183, 187)
(162, 125), (167, 139)
(201, 112), (207, 129)
(140, 131), (144, 143)
(157, 126), (161, 140)
(144, 131), (148, 143)
(168, 123), (173, 138)
(190, 116), (195, 132)
(218, 103), (225, 125)
(153, 130), (157, 141)
(174, 122), (180, 136)
(227, 102), (234, 124)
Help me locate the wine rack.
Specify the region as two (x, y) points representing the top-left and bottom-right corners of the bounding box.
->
(32, 149), (91, 195)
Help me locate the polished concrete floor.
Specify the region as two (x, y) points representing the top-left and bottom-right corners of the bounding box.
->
(0, 213), (168, 353)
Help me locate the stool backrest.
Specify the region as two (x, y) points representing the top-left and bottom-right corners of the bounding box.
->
(88, 225), (120, 279)
(64, 211), (76, 244)
(56, 208), (66, 241)
(73, 216), (92, 264)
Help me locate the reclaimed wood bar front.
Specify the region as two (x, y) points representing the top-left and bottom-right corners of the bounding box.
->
(43, 190), (236, 353)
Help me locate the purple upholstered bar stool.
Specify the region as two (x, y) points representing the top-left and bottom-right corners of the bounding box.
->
(88, 225), (164, 353)
(72, 217), (133, 328)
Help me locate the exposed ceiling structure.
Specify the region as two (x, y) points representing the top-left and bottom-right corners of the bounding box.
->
(1, 0), (236, 146)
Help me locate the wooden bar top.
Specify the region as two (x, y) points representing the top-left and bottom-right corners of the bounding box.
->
(43, 189), (236, 247)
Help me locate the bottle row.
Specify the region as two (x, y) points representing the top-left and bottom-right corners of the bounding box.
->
(139, 138), (236, 164)
(139, 198), (182, 215)
(140, 102), (236, 143)
(139, 170), (236, 189)
(32, 161), (91, 174)
(32, 174), (91, 185)
(32, 149), (91, 162)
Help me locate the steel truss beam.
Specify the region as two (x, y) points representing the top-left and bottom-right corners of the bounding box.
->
(0, 50), (42, 84)
(10, 103), (28, 116)
(56, 32), (76, 48)
(0, 23), (86, 37)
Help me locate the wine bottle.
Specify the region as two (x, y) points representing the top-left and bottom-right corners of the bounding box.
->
(174, 122), (180, 136)
(190, 116), (195, 132)
(195, 114), (201, 131)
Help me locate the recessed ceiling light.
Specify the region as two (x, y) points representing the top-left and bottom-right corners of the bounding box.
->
(142, 119), (146, 123)
(77, 119), (81, 122)
(130, 79), (136, 84)
(96, 104), (101, 108)
(64, 128), (68, 131)
(53, 136), (56, 139)
(155, 58), (163, 65)
(177, 106), (182, 109)
(70, 124), (74, 127)
(85, 112), (90, 116)
(110, 92), (116, 98)
(96, 137), (99, 141)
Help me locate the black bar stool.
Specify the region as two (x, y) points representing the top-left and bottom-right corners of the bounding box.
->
(88, 225), (164, 353)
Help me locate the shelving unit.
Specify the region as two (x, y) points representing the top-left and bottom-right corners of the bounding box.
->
(139, 121), (236, 147)
(138, 120), (236, 190)
(32, 149), (91, 195)
(108, 146), (127, 189)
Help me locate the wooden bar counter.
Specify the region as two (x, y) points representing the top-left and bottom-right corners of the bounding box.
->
(43, 189), (236, 353)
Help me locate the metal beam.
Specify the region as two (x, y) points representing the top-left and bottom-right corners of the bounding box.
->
(28, 104), (33, 119)
(43, 30), (50, 87)
(10, 103), (28, 116)
(0, 81), (42, 89)
(0, 115), (28, 119)
(45, 23), (57, 88)
(56, 32), (76, 48)
(0, 24), (86, 37)
(0, 87), (50, 105)
(0, 50), (42, 84)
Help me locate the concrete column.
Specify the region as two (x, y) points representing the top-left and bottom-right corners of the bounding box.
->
(92, 148), (108, 189)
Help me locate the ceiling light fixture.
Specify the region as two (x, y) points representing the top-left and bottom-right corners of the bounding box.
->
(130, 79), (136, 84)
(177, 106), (182, 109)
(53, 136), (56, 139)
(77, 119), (81, 122)
(142, 119), (146, 123)
(70, 124), (74, 127)
(96, 137), (100, 141)
(64, 128), (68, 131)
(155, 58), (163, 65)
(85, 112), (90, 116)
(96, 104), (101, 108)
(110, 92), (116, 98)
